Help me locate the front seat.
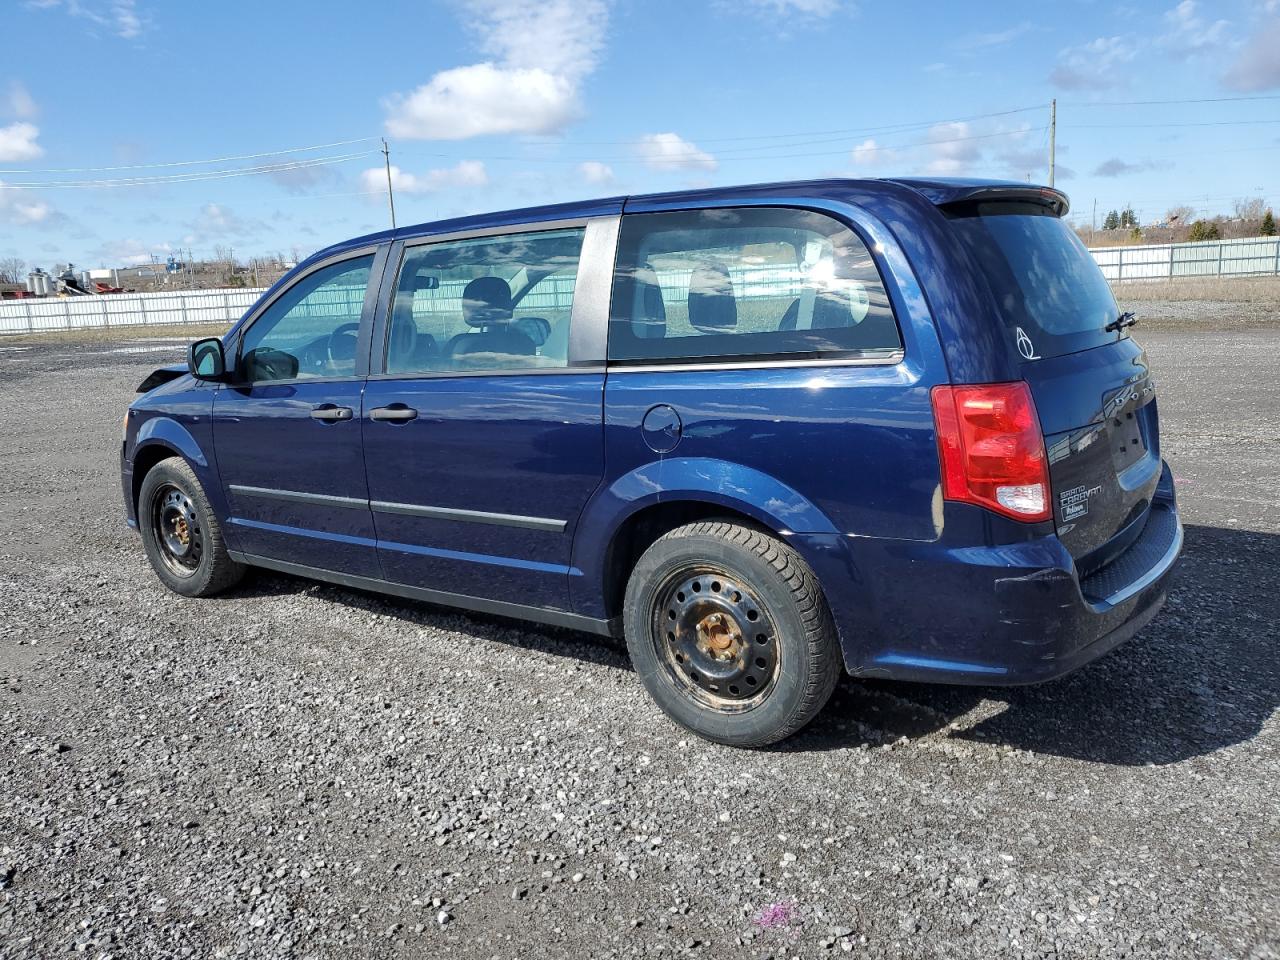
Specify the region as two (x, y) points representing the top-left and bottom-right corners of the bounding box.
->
(445, 276), (536, 368)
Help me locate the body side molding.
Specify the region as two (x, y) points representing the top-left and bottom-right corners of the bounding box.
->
(228, 551), (619, 638)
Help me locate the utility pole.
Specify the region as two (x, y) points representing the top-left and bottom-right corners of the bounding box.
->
(1048, 98), (1057, 188)
(382, 138), (397, 230)
(1092, 198), (1097, 243)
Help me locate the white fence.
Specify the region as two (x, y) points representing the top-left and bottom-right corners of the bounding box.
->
(3, 235), (1279, 336)
(1091, 236), (1280, 282)
(0, 287), (267, 336)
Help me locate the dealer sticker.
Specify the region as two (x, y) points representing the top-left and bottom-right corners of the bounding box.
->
(1059, 484), (1101, 522)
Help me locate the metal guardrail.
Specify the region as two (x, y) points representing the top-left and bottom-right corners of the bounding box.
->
(2, 235), (1278, 336)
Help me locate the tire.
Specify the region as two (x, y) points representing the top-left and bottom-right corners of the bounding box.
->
(137, 457), (244, 598)
(624, 520), (841, 747)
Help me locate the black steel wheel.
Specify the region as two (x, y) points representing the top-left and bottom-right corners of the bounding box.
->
(651, 567), (781, 711)
(625, 520), (841, 747)
(137, 457), (244, 598)
(151, 483), (203, 577)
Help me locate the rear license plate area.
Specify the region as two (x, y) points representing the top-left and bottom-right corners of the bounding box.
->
(1109, 407), (1146, 471)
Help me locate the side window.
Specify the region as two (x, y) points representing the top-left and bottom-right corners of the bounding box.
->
(608, 207), (900, 364)
(385, 227), (586, 375)
(238, 255), (374, 382)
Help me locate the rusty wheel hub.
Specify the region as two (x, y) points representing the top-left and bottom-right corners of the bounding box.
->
(696, 612), (743, 661)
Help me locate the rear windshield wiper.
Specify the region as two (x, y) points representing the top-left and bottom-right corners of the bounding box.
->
(1105, 311), (1138, 333)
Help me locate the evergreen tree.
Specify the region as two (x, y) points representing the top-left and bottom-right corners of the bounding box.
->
(1262, 210), (1277, 237)
(1119, 206), (1138, 229)
(1103, 209), (1120, 230)
(1187, 220), (1221, 242)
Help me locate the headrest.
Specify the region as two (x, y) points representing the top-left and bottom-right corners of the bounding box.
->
(687, 261), (736, 333)
(630, 262), (667, 339)
(513, 316), (551, 347)
(462, 276), (513, 327)
(389, 310), (416, 356)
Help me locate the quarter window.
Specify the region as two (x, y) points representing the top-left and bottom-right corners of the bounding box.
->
(238, 255), (374, 382)
(386, 227), (586, 374)
(608, 207), (900, 363)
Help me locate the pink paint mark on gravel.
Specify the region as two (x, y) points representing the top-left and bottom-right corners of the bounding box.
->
(752, 900), (798, 931)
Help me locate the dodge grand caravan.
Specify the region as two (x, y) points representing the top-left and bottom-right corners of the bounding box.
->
(121, 178), (1182, 747)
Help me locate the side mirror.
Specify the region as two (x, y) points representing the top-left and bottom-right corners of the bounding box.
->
(188, 337), (226, 381)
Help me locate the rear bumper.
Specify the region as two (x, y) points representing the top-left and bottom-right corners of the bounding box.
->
(792, 461), (1182, 685)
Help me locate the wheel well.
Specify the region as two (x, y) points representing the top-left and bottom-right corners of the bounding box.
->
(130, 445), (180, 516)
(602, 501), (772, 621)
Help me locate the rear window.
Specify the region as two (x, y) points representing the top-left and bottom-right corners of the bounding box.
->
(608, 207), (901, 364)
(950, 203), (1118, 360)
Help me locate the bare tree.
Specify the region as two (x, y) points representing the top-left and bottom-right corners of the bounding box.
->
(0, 257), (26, 284)
(1233, 197), (1267, 221)
(1165, 205), (1195, 225)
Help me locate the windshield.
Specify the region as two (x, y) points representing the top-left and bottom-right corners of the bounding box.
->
(950, 203), (1118, 360)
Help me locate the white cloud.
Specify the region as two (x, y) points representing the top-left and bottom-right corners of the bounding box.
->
(94, 238), (163, 267)
(1158, 1), (1230, 58)
(6, 82), (37, 119)
(579, 161), (614, 185)
(0, 122), (43, 162)
(738, 0), (842, 15)
(184, 203), (267, 243)
(849, 138), (895, 170)
(359, 161), (489, 195)
(28, 0), (143, 39)
(958, 22), (1032, 49)
(384, 0), (608, 140)
(0, 181), (52, 225)
(635, 133), (717, 173)
(386, 64), (580, 140)
(1049, 36), (1137, 90)
(1093, 157), (1165, 177)
(924, 121), (983, 175)
(1223, 17), (1280, 90)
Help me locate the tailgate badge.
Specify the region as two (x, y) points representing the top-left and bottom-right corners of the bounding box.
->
(1015, 327), (1041, 361)
(1059, 484), (1101, 522)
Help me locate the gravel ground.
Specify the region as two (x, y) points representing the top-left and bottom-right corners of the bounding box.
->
(0, 308), (1277, 959)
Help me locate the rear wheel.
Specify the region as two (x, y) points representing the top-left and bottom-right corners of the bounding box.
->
(624, 520), (840, 747)
(138, 458), (244, 597)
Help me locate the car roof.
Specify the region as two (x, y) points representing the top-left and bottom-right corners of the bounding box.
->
(307, 176), (1063, 264)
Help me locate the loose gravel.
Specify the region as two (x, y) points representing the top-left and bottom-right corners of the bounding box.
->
(0, 314), (1276, 959)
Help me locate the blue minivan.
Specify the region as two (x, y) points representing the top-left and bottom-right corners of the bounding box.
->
(122, 178), (1182, 746)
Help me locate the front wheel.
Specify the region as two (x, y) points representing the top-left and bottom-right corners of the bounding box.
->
(624, 520), (840, 747)
(137, 457), (244, 598)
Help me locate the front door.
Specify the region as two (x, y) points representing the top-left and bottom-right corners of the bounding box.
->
(361, 223), (611, 610)
(213, 250), (383, 577)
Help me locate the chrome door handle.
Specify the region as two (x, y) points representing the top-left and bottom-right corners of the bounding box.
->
(369, 405), (418, 422)
(310, 404), (353, 421)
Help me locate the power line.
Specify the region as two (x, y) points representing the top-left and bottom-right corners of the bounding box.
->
(0, 136), (379, 175)
(0, 152), (375, 189)
(1070, 119), (1280, 129)
(398, 127), (1045, 166)
(1063, 94), (1280, 106)
(526, 104), (1050, 146)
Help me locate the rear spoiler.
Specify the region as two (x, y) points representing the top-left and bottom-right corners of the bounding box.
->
(915, 184), (1070, 217)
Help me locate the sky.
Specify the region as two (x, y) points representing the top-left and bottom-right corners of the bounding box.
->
(1, 0), (1278, 270)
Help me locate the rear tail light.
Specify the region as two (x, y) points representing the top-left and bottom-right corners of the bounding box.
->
(931, 381), (1051, 522)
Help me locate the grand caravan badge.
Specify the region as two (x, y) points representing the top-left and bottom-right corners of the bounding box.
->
(1059, 483), (1102, 522)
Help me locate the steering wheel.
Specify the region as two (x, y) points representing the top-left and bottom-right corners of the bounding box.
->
(326, 322), (361, 371)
